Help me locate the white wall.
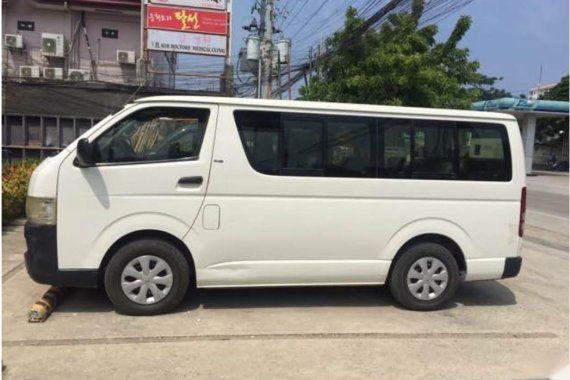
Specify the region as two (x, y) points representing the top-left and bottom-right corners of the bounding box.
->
(2, 0), (140, 83)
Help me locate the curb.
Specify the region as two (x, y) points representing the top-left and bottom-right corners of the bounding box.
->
(530, 170), (569, 177)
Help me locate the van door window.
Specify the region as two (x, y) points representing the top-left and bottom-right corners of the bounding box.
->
(234, 111), (281, 175)
(93, 107), (210, 164)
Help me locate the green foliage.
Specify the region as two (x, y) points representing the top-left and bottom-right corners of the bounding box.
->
(2, 160), (39, 222)
(537, 75), (569, 144)
(541, 75), (569, 101)
(476, 87), (513, 101)
(299, 1), (498, 109)
(471, 75), (512, 101)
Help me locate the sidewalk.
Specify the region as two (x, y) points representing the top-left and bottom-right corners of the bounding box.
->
(2, 220), (26, 278)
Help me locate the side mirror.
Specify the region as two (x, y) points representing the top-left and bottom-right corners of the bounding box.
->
(75, 138), (95, 168)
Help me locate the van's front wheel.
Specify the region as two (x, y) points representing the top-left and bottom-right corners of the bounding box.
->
(389, 243), (459, 311)
(104, 239), (190, 316)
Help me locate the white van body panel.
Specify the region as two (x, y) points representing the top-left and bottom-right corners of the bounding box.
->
(28, 96), (525, 288)
(179, 102), (525, 287)
(55, 102), (219, 269)
(464, 259), (506, 281)
(196, 260), (392, 287)
(27, 155), (62, 198)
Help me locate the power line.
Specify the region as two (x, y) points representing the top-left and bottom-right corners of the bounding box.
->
(275, 0), (475, 97)
(282, 0), (310, 32)
(290, 0), (332, 40)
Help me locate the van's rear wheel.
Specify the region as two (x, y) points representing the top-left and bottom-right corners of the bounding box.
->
(389, 242), (459, 311)
(104, 239), (190, 316)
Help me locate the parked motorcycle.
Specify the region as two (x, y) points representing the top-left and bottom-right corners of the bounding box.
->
(544, 156), (569, 171)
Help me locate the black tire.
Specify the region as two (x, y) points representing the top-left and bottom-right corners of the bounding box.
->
(389, 242), (459, 311)
(104, 239), (190, 316)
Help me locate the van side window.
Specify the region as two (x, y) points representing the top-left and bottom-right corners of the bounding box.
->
(234, 111), (281, 175)
(326, 117), (375, 178)
(235, 110), (376, 178)
(283, 117), (324, 174)
(457, 122), (511, 181)
(93, 107), (210, 164)
(379, 119), (412, 178)
(413, 120), (455, 178)
(234, 111), (511, 182)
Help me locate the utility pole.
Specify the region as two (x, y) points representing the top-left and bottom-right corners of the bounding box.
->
(260, 0), (274, 99)
(139, 0), (149, 85)
(316, 44), (321, 78)
(224, 0), (234, 96)
(287, 49), (292, 100)
(243, 0), (285, 99)
(307, 46), (313, 91)
(277, 50), (282, 100)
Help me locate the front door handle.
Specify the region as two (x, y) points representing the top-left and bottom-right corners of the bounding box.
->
(178, 176), (203, 185)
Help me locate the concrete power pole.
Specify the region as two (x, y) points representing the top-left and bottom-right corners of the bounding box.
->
(260, 0), (274, 99)
(224, 0), (234, 96)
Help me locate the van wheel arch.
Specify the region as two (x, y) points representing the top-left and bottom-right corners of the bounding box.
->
(387, 234), (466, 284)
(99, 230), (196, 288)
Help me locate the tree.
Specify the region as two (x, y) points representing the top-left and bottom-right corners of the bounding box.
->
(536, 75), (569, 144)
(475, 86), (512, 101)
(471, 75), (513, 101)
(299, 0), (498, 109)
(541, 75), (569, 101)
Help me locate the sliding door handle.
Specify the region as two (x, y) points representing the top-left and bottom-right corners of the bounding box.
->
(178, 176), (203, 185)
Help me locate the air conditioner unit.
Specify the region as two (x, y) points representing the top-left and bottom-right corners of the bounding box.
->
(117, 50), (136, 64)
(41, 33), (65, 57)
(5, 34), (23, 49)
(43, 67), (63, 80)
(68, 69), (91, 81)
(20, 66), (41, 78)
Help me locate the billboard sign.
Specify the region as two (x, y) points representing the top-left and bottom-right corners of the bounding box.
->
(147, 5), (227, 35)
(147, 29), (227, 57)
(148, 0), (226, 11)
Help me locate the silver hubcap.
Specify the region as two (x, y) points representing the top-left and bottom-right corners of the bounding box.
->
(407, 257), (449, 301)
(121, 255), (173, 305)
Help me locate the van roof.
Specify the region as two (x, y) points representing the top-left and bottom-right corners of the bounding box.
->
(134, 96), (516, 121)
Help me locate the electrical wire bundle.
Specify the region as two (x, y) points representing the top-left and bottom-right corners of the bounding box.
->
(235, 0), (474, 98)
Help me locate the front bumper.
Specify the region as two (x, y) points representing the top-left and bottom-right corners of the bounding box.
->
(24, 222), (98, 288)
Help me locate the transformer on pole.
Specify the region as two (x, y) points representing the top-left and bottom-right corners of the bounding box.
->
(242, 0), (290, 99)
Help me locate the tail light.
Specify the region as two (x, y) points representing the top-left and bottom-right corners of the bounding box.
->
(519, 187), (527, 237)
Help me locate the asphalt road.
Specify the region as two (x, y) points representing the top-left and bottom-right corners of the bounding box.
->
(528, 189), (569, 218)
(526, 172), (569, 241)
(2, 173), (568, 380)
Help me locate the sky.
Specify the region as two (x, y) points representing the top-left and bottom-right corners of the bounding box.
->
(227, 0), (569, 98)
(436, 0), (569, 95)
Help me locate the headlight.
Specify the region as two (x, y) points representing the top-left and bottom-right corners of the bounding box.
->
(26, 197), (56, 225)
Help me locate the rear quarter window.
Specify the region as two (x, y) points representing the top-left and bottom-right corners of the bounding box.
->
(457, 122), (512, 181)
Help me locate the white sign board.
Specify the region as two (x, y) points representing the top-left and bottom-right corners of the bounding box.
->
(147, 29), (227, 57)
(148, 0), (226, 10)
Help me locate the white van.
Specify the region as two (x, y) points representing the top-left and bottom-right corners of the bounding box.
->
(25, 96), (526, 315)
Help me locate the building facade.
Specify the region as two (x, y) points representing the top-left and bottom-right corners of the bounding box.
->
(3, 0), (143, 84)
(528, 82), (558, 100)
(2, 0), (227, 162)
